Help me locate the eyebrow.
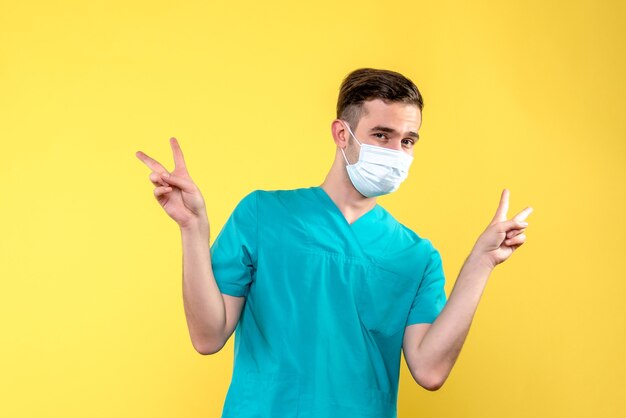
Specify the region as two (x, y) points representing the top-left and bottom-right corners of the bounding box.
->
(369, 125), (420, 140)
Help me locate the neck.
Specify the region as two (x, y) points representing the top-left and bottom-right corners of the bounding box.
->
(319, 150), (377, 224)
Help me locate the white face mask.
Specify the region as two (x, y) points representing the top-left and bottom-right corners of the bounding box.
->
(340, 121), (414, 198)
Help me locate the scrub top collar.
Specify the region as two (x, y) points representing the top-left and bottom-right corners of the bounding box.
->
(311, 186), (383, 227)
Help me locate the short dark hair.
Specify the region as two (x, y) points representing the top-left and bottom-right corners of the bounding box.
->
(336, 68), (424, 130)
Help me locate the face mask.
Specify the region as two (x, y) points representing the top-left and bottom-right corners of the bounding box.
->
(340, 121), (414, 198)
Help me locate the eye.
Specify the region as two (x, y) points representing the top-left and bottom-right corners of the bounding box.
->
(373, 133), (389, 141)
(402, 138), (416, 147)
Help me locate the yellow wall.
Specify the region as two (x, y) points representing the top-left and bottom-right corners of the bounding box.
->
(1, 0), (624, 416)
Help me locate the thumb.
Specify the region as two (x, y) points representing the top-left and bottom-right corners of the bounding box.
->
(159, 172), (196, 193)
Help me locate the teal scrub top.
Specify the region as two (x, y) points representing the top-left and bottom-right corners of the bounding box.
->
(210, 186), (447, 418)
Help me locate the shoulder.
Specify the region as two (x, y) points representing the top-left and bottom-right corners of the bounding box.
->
(246, 186), (317, 206)
(252, 186), (314, 198)
(231, 187), (316, 215)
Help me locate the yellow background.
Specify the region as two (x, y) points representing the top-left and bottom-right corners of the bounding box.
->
(1, 0), (624, 417)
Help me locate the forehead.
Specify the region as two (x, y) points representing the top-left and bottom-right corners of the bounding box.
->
(359, 98), (422, 130)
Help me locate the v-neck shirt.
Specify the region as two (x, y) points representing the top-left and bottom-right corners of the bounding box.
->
(210, 186), (447, 418)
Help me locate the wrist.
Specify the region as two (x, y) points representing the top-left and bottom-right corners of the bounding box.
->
(180, 216), (210, 237)
(467, 250), (496, 273)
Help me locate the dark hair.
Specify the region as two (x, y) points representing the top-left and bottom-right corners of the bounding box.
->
(336, 68), (424, 130)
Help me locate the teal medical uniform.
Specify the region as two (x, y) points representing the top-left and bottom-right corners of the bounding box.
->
(210, 186), (447, 418)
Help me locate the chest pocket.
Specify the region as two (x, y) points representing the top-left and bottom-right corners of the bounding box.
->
(355, 263), (416, 338)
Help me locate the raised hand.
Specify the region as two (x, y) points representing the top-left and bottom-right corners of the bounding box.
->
(136, 137), (208, 230)
(471, 189), (533, 269)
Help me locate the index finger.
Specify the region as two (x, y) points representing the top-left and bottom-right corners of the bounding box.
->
(169, 137), (187, 171)
(135, 150), (168, 173)
(513, 206), (534, 222)
(491, 188), (510, 223)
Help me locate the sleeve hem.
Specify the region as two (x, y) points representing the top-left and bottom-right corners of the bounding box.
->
(215, 281), (249, 298)
(405, 312), (439, 326)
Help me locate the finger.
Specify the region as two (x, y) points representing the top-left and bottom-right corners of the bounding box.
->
(169, 137), (188, 172)
(507, 227), (526, 239)
(513, 206), (534, 222)
(491, 188), (509, 223)
(149, 171), (168, 187)
(154, 186), (172, 197)
(498, 218), (528, 233)
(505, 233), (526, 247)
(136, 150), (168, 173)
(160, 172), (196, 193)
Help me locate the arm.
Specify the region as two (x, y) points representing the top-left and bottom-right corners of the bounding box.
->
(181, 219), (245, 355)
(403, 252), (493, 391)
(403, 189), (533, 390)
(136, 137), (244, 356)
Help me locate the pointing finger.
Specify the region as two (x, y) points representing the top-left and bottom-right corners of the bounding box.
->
(170, 137), (188, 172)
(491, 188), (509, 223)
(513, 206), (534, 222)
(136, 150), (168, 173)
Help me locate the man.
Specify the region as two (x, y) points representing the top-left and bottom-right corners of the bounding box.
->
(136, 68), (533, 417)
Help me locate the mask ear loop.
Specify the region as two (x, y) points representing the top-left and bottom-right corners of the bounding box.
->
(340, 147), (351, 165)
(340, 121), (362, 165)
(343, 121), (363, 146)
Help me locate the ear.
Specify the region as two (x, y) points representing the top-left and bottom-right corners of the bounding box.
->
(331, 119), (349, 149)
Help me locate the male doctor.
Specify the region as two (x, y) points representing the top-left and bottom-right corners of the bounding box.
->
(136, 68), (533, 417)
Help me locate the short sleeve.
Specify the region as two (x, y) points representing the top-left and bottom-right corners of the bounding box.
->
(406, 245), (447, 325)
(210, 191), (258, 298)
